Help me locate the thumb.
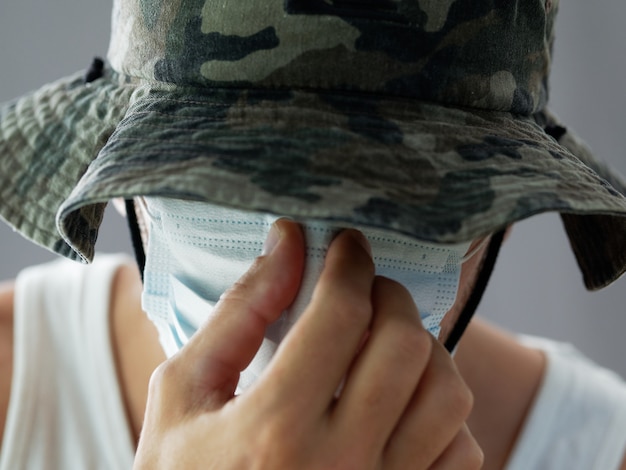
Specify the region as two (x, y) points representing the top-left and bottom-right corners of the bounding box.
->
(175, 218), (305, 407)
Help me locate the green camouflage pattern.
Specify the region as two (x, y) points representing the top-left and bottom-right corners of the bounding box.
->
(0, 71), (134, 258)
(2, 0), (626, 291)
(109, 0), (555, 115)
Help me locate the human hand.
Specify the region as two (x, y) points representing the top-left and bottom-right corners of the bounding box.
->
(133, 219), (482, 469)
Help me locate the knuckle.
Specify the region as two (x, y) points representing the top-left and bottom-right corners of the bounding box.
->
(468, 444), (485, 470)
(148, 358), (180, 396)
(148, 362), (167, 392)
(330, 294), (373, 330)
(390, 323), (432, 364)
(434, 369), (474, 422)
(457, 430), (484, 470)
(248, 416), (305, 467)
(447, 381), (474, 422)
(221, 278), (251, 302)
(219, 280), (273, 325)
(219, 264), (289, 326)
(220, 256), (267, 302)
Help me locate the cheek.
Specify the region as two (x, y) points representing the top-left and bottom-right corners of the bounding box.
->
(437, 243), (487, 343)
(437, 293), (464, 342)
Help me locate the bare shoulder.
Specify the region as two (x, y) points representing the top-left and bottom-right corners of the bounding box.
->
(0, 280), (15, 366)
(0, 280), (15, 446)
(0, 280), (14, 322)
(110, 263), (143, 316)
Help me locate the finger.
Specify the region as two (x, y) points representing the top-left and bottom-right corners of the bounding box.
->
(259, 229), (376, 414)
(176, 219), (306, 405)
(384, 337), (474, 468)
(427, 424), (484, 470)
(330, 277), (432, 457)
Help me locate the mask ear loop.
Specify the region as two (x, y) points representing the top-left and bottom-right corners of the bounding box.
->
(124, 199), (146, 283)
(444, 229), (506, 353)
(460, 235), (490, 263)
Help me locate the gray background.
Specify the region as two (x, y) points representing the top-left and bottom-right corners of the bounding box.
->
(2, 1), (625, 375)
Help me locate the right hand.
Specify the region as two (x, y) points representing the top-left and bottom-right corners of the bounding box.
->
(133, 220), (483, 469)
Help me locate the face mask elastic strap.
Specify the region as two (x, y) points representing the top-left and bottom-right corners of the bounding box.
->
(460, 235), (491, 263)
(444, 229), (506, 353)
(124, 199), (146, 282)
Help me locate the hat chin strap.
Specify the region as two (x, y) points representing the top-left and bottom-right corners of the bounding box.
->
(125, 199), (146, 282)
(444, 229), (506, 353)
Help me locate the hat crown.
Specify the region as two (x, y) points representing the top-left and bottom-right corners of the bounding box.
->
(108, 0), (556, 115)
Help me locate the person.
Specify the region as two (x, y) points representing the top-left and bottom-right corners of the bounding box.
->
(2, 224), (626, 469)
(2, 0), (626, 468)
(0, 226), (488, 468)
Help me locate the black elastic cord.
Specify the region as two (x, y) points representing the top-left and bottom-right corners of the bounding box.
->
(444, 229), (506, 352)
(125, 199), (146, 282)
(544, 123), (567, 142)
(84, 57), (105, 83)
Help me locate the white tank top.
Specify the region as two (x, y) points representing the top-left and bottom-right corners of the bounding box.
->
(0, 255), (135, 470)
(506, 335), (626, 469)
(2, 255), (625, 469)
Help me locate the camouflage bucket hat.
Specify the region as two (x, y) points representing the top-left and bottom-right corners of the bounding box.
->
(2, 0), (626, 290)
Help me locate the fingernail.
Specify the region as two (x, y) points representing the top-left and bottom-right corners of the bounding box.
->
(262, 222), (281, 255)
(349, 229), (372, 257)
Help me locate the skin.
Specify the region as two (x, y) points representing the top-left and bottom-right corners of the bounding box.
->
(0, 219), (624, 467)
(455, 320), (545, 470)
(438, 235), (490, 343)
(133, 221), (482, 469)
(109, 262), (166, 446)
(0, 281), (13, 447)
(127, 222), (550, 469)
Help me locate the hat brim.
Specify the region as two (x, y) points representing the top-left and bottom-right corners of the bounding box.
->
(0, 70), (134, 259)
(54, 85), (626, 289)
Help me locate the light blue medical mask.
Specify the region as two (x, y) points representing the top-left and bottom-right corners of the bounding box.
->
(141, 197), (473, 390)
